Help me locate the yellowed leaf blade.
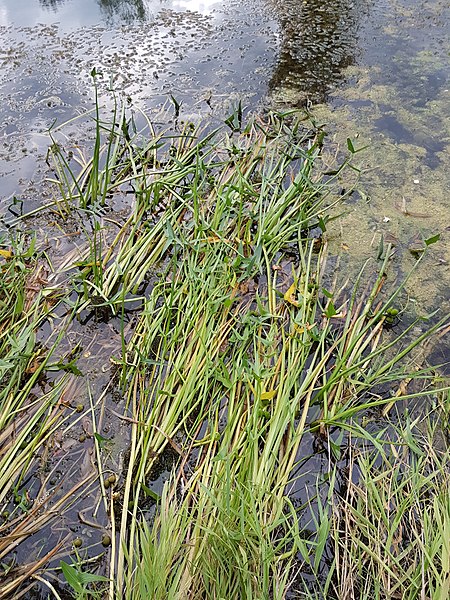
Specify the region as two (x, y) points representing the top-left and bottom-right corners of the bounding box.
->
(284, 282), (299, 306)
(261, 390), (277, 401)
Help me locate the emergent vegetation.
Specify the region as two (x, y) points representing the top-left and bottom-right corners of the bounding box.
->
(0, 93), (448, 599)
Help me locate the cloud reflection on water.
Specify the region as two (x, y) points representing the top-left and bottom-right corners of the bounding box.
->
(1, 0), (367, 108)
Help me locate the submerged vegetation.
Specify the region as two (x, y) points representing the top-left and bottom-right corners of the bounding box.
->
(0, 92), (449, 598)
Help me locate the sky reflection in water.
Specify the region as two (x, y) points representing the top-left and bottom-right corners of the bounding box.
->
(0, 0), (219, 27)
(0, 0), (367, 105)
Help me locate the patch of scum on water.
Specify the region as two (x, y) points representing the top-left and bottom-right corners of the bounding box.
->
(315, 74), (450, 312)
(267, 0), (450, 313)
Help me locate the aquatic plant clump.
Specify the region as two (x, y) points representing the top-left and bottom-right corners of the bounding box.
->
(1, 101), (449, 599)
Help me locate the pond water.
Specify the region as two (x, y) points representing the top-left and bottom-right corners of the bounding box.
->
(0, 0), (449, 594)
